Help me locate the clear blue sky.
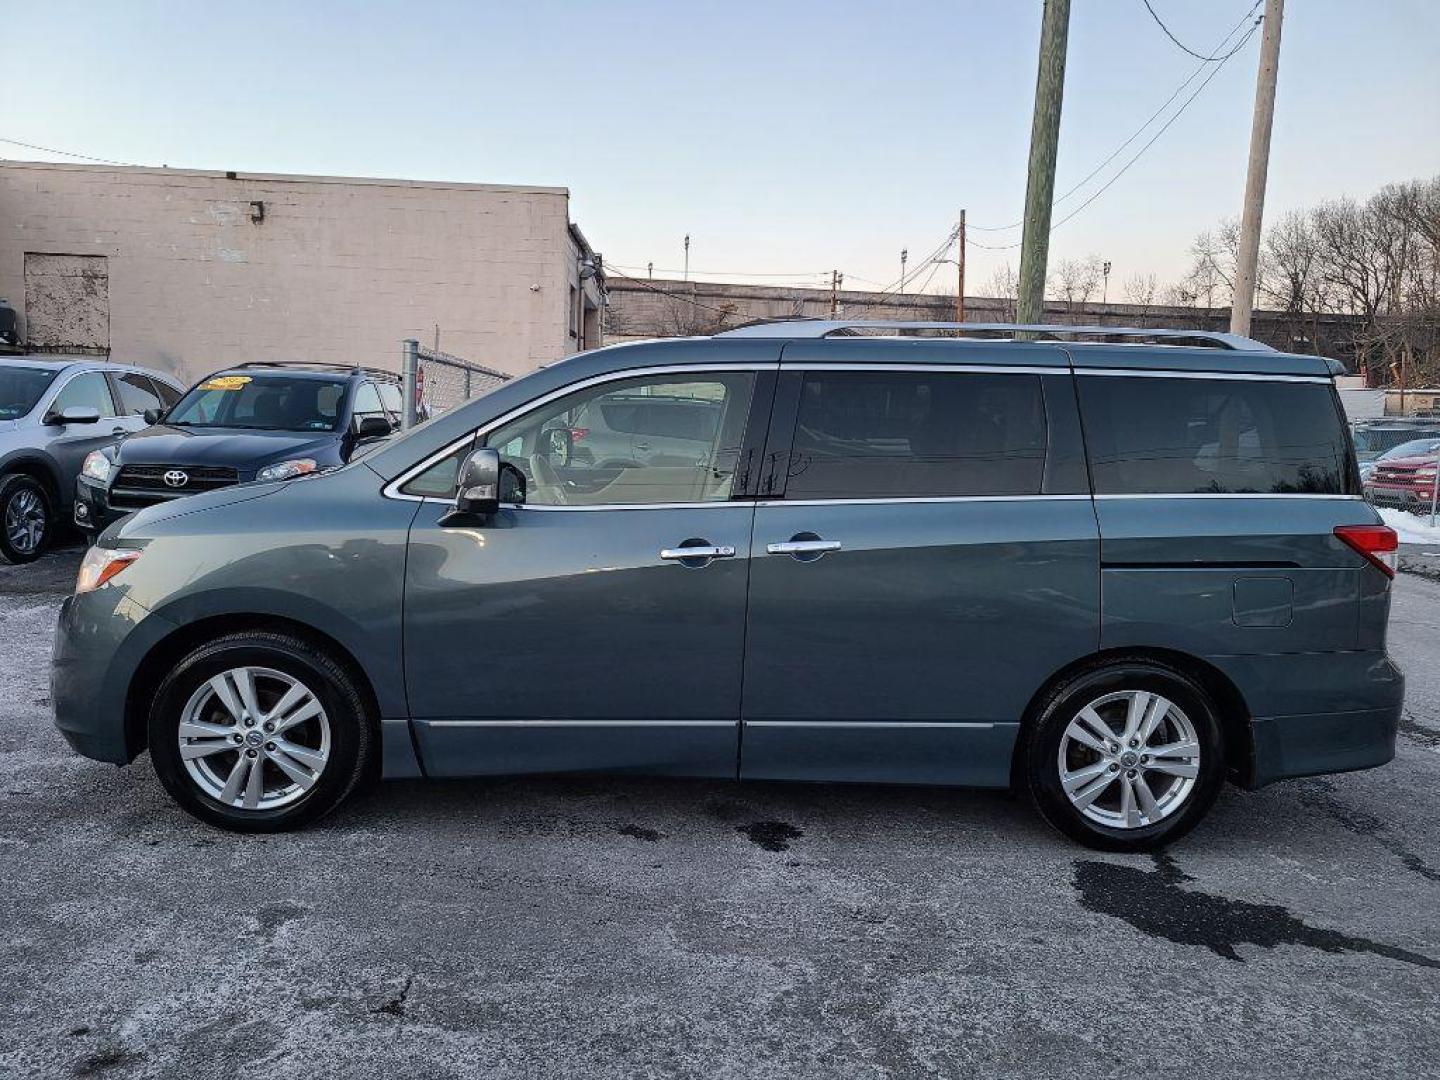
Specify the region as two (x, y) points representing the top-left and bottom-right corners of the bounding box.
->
(5, 0), (1438, 293)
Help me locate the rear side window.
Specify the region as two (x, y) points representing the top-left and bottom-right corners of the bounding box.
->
(1077, 377), (1352, 495)
(113, 372), (164, 415)
(153, 379), (181, 407)
(785, 371), (1047, 499)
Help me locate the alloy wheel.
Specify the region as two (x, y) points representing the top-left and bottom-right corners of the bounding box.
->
(1057, 690), (1201, 830)
(5, 488), (46, 555)
(178, 666), (331, 811)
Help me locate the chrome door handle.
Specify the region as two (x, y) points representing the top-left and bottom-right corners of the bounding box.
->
(767, 540), (842, 556)
(660, 544), (736, 561)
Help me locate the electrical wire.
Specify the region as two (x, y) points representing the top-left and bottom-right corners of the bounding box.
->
(603, 266), (759, 320)
(968, 0), (1262, 233)
(0, 135), (138, 167)
(1141, 0), (1262, 63)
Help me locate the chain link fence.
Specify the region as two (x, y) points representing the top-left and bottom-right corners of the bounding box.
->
(401, 339), (511, 429)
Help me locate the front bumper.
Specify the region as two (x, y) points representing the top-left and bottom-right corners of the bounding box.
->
(1365, 482), (1437, 509)
(52, 584), (176, 765)
(74, 474), (129, 534)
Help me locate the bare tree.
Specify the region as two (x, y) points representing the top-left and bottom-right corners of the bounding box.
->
(986, 263), (1020, 322)
(1123, 272), (1158, 325)
(1049, 255), (1104, 319)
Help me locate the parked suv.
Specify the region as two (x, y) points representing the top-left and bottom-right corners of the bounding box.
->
(1363, 436), (1440, 508)
(75, 362), (403, 538)
(0, 356), (183, 563)
(52, 323), (1403, 851)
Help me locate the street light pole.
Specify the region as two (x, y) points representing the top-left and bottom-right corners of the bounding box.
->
(683, 235), (690, 281)
(900, 248), (908, 294)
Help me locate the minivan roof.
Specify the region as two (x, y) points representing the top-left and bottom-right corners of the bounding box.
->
(712, 320), (1346, 378)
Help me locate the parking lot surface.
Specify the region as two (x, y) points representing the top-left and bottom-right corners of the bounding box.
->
(2, 544), (1439, 1079)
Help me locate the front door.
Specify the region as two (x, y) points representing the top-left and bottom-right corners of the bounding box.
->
(403, 365), (774, 778)
(740, 355), (1101, 786)
(45, 371), (128, 506)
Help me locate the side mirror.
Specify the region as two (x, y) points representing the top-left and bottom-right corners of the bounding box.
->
(543, 426), (574, 466)
(439, 449), (525, 526)
(47, 405), (101, 426)
(142, 408), (162, 425)
(355, 415), (392, 440)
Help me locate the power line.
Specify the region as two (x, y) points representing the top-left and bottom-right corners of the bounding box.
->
(610, 261), (830, 280)
(1140, 0), (1260, 63)
(0, 135), (138, 167)
(969, 0), (1262, 233)
(603, 266), (757, 320)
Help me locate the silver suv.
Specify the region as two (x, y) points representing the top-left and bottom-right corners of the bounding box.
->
(0, 356), (183, 563)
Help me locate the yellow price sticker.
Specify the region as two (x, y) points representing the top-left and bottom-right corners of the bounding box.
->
(200, 375), (253, 391)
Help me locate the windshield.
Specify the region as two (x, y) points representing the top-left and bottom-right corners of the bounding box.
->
(1379, 438), (1440, 460)
(1352, 426), (1437, 455)
(0, 366), (60, 420)
(166, 374), (348, 431)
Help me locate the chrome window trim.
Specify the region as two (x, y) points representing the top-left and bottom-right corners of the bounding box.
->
(1074, 368), (1331, 384)
(757, 495), (1090, 507)
(785, 363), (1061, 375)
(382, 362), (779, 504)
(1093, 492), (1363, 501)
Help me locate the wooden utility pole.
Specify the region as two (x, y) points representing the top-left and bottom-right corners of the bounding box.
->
(1230, 0), (1285, 337)
(830, 270), (839, 317)
(956, 211), (967, 322)
(1016, 0), (1071, 325)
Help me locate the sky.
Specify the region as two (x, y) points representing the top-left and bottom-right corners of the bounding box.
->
(5, 0), (1439, 296)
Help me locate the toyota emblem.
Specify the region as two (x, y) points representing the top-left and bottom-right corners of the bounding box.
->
(163, 469), (189, 488)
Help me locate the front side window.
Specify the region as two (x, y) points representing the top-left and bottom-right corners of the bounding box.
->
(784, 371), (1048, 499)
(483, 373), (756, 506)
(1078, 377), (1352, 495)
(351, 382), (387, 426)
(166, 374), (348, 432)
(0, 366), (59, 419)
(50, 372), (117, 418)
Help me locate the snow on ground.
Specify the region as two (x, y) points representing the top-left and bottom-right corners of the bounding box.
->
(1378, 507), (1440, 545)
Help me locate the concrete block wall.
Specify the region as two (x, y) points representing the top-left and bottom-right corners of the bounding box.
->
(0, 162), (586, 382)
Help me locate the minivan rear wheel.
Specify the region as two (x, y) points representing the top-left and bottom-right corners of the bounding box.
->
(1023, 661), (1226, 852)
(148, 631), (374, 831)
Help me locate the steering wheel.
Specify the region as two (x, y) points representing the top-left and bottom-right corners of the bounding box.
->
(528, 453), (569, 505)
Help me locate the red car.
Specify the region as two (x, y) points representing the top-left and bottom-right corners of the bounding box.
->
(1364, 437), (1440, 507)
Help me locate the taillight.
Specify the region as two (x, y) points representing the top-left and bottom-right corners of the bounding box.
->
(1335, 524), (1399, 578)
(570, 427), (590, 443)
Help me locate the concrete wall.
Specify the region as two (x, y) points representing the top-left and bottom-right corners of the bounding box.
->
(0, 161), (601, 382)
(604, 277), (1371, 370)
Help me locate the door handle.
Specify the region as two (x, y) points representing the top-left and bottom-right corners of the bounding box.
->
(660, 544), (736, 562)
(110, 427), (126, 436)
(767, 539), (842, 557)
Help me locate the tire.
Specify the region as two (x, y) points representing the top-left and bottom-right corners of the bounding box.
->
(0, 473), (54, 564)
(148, 631), (375, 832)
(1022, 660), (1226, 852)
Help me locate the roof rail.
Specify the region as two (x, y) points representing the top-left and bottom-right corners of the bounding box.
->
(227, 360), (401, 381)
(714, 320), (1274, 352)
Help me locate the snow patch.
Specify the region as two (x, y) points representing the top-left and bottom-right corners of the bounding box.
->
(1377, 507), (1440, 545)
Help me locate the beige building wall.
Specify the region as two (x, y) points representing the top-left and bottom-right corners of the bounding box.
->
(0, 161), (601, 382)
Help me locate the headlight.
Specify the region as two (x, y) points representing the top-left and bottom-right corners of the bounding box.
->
(75, 546), (141, 594)
(82, 449), (117, 483)
(255, 458), (319, 482)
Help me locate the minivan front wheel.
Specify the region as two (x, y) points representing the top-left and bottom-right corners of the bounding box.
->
(1023, 662), (1225, 852)
(148, 632), (374, 831)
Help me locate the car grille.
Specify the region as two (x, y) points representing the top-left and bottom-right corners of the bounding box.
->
(110, 465), (240, 509)
(1371, 465), (1424, 485)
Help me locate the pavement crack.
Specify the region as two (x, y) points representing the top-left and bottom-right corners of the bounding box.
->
(1298, 778), (1440, 883)
(372, 975), (413, 1017)
(1073, 853), (1440, 967)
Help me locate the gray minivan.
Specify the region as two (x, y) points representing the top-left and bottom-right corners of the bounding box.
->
(51, 322), (1403, 851)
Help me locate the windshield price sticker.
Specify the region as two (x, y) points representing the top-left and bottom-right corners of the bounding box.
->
(200, 375), (253, 391)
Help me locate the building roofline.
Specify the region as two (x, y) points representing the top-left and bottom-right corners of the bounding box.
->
(0, 158), (569, 197)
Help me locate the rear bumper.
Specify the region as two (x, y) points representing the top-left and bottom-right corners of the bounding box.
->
(1240, 653), (1404, 788)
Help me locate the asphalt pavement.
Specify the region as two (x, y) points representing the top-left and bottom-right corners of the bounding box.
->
(2, 542), (1438, 1079)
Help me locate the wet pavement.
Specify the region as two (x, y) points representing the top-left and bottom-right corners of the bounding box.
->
(1, 542), (1438, 1078)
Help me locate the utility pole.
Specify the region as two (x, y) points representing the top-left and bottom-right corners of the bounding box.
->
(647, 261), (653, 279)
(1102, 260), (1112, 306)
(899, 249), (908, 294)
(830, 270), (841, 317)
(1016, 0), (1071, 325)
(956, 211), (966, 323)
(1230, 0), (1285, 338)
(683, 235), (690, 281)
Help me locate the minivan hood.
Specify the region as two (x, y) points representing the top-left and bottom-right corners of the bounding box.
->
(115, 424), (339, 469)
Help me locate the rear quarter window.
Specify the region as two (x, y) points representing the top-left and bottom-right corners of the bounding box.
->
(1077, 376), (1353, 495)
